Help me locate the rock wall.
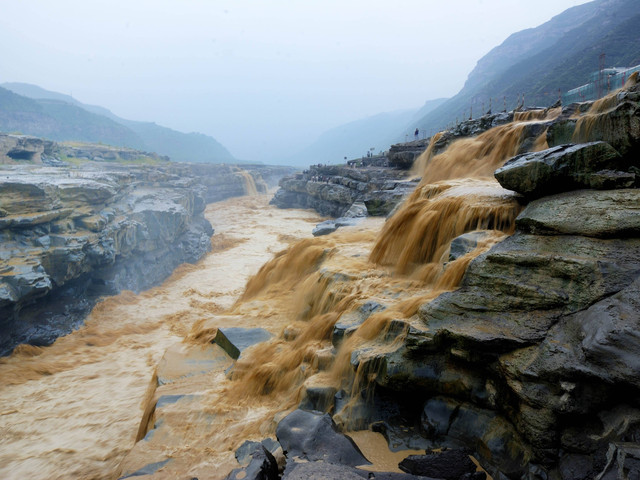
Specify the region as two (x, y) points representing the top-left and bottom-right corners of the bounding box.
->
(345, 85), (640, 479)
(271, 164), (415, 217)
(0, 133), (57, 164)
(271, 111), (520, 218)
(0, 162), (291, 356)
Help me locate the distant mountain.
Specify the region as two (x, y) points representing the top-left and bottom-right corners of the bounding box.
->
(286, 98), (447, 167)
(413, 0), (640, 134)
(0, 87), (144, 147)
(0, 83), (236, 163)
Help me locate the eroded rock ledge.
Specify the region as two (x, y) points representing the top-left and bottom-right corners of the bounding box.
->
(0, 162), (291, 356)
(343, 86), (640, 479)
(270, 110), (522, 219)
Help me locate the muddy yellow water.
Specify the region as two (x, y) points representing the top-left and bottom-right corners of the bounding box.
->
(0, 194), (324, 480)
(1, 104), (584, 479)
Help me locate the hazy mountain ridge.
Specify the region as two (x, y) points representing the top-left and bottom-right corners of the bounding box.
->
(414, 0), (640, 134)
(286, 98), (447, 167)
(0, 87), (144, 148)
(461, 1), (600, 93)
(0, 83), (236, 163)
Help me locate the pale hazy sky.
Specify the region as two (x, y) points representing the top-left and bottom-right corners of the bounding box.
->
(0, 0), (589, 162)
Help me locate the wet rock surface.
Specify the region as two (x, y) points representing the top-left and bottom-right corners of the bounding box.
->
(0, 162), (289, 355)
(271, 110), (520, 220)
(398, 450), (478, 480)
(495, 141), (636, 198)
(271, 164), (413, 218)
(305, 85), (640, 480)
(276, 409), (462, 480)
(276, 409), (370, 467)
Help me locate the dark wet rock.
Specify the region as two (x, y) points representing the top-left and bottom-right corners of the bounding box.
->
(459, 474), (486, 480)
(0, 162), (290, 356)
(276, 409), (370, 467)
(494, 142), (631, 199)
(332, 301), (386, 347)
(300, 375), (338, 412)
(282, 461), (367, 480)
(558, 453), (596, 480)
(364, 180), (419, 217)
(398, 450), (477, 480)
(447, 404), (529, 478)
(387, 138), (432, 169)
(235, 440), (262, 466)
(421, 397), (459, 439)
(592, 443), (640, 480)
(282, 461), (441, 480)
(333, 388), (433, 452)
(356, 224), (640, 477)
(271, 164), (412, 218)
(419, 232), (640, 349)
(312, 218), (362, 237)
(547, 87), (640, 158)
(500, 277), (640, 400)
(448, 232), (489, 261)
(212, 327), (273, 360)
(516, 189), (640, 238)
(371, 420), (435, 453)
(225, 445), (279, 480)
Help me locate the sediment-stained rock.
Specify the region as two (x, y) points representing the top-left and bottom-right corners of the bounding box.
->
(0, 161), (291, 355)
(271, 164), (413, 217)
(494, 141), (636, 198)
(323, 85), (640, 480)
(516, 189), (640, 237)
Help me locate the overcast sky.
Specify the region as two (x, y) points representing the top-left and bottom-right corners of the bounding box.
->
(0, 0), (589, 162)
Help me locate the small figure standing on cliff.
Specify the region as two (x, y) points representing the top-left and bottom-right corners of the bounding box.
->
(414, 128), (419, 140)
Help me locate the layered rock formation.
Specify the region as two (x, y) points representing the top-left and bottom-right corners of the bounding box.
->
(341, 84), (640, 479)
(0, 133), (58, 164)
(0, 161), (290, 356)
(237, 82), (640, 480)
(271, 164), (416, 217)
(271, 110), (524, 219)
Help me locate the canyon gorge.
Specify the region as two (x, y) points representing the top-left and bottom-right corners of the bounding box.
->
(0, 77), (639, 480)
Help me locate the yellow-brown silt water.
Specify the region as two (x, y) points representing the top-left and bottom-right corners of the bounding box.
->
(572, 71), (639, 144)
(1, 113), (558, 479)
(236, 169), (260, 195)
(0, 194), (324, 480)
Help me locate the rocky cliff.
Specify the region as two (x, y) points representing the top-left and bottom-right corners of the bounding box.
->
(0, 161), (291, 356)
(338, 83), (640, 478)
(271, 110), (523, 220)
(222, 80), (640, 480)
(271, 164), (416, 218)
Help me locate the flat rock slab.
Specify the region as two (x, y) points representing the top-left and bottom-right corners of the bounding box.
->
(213, 327), (273, 360)
(516, 189), (640, 238)
(313, 217), (363, 237)
(156, 342), (234, 385)
(276, 409), (370, 467)
(283, 461), (441, 479)
(399, 450), (477, 480)
(419, 233), (640, 349)
(495, 142), (628, 198)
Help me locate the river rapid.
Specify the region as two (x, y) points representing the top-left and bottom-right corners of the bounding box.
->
(0, 194), (324, 480)
(0, 113), (553, 479)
